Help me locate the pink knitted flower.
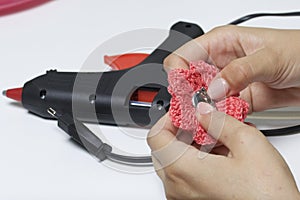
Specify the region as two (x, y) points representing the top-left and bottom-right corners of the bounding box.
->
(168, 60), (249, 145)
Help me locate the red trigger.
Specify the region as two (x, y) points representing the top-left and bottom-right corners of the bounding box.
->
(104, 53), (149, 70)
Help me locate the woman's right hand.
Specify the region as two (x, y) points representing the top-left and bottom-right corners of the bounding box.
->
(164, 25), (300, 112)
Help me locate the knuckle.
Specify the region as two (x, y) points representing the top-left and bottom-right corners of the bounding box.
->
(163, 54), (174, 67)
(223, 59), (252, 89)
(229, 58), (248, 72)
(238, 60), (253, 84)
(163, 52), (188, 71)
(263, 47), (281, 80)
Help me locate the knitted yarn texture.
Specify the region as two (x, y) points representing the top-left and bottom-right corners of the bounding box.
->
(168, 61), (249, 145)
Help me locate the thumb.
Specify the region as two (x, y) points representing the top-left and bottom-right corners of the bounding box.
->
(196, 102), (265, 157)
(207, 48), (278, 100)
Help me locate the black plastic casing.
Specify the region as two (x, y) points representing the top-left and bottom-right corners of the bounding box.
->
(22, 22), (204, 127)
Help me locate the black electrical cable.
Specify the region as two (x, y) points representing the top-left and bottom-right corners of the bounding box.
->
(47, 108), (153, 166)
(260, 124), (300, 137)
(229, 11), (300, 25)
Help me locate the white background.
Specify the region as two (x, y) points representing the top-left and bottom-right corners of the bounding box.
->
(1, 0), (300, 199)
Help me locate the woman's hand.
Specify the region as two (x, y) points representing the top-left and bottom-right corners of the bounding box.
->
(146, 26), (300, 199)
(164, 26), (300, 112)
(147, 108), (300, 200)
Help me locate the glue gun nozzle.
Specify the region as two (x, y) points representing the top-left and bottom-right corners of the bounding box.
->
(2, 87), (23, 102)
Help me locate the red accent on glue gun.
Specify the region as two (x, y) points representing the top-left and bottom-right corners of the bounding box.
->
(104, 53), (149, 70)
(3, 87), (23, 102)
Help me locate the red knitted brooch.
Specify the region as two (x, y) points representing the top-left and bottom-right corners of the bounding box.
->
(168, 60), (249, 145)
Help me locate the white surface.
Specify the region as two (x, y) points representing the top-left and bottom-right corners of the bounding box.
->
(1, 0), (300, 199)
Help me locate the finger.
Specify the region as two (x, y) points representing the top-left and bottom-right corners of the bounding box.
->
(147, 115), (192, 169)
(148, 114), (220, 171)
(207, 48), (279, 100)
(163, 53), (189, 73)
(163, 35), (210, 72)
(241, 82), (300, 112)
(196, 102), (264, 157)
(164, 25), (251, 73)
(147, 114), (178, 152)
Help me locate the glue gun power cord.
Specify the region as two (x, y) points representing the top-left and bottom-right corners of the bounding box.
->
(47, 108), (153, 166)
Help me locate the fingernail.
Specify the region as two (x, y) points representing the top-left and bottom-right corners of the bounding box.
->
(196, 102), (214, 115)
(207, 77), (229, 100)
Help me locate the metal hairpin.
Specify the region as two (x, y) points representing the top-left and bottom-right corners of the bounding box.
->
(192, 87), (216, 108)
